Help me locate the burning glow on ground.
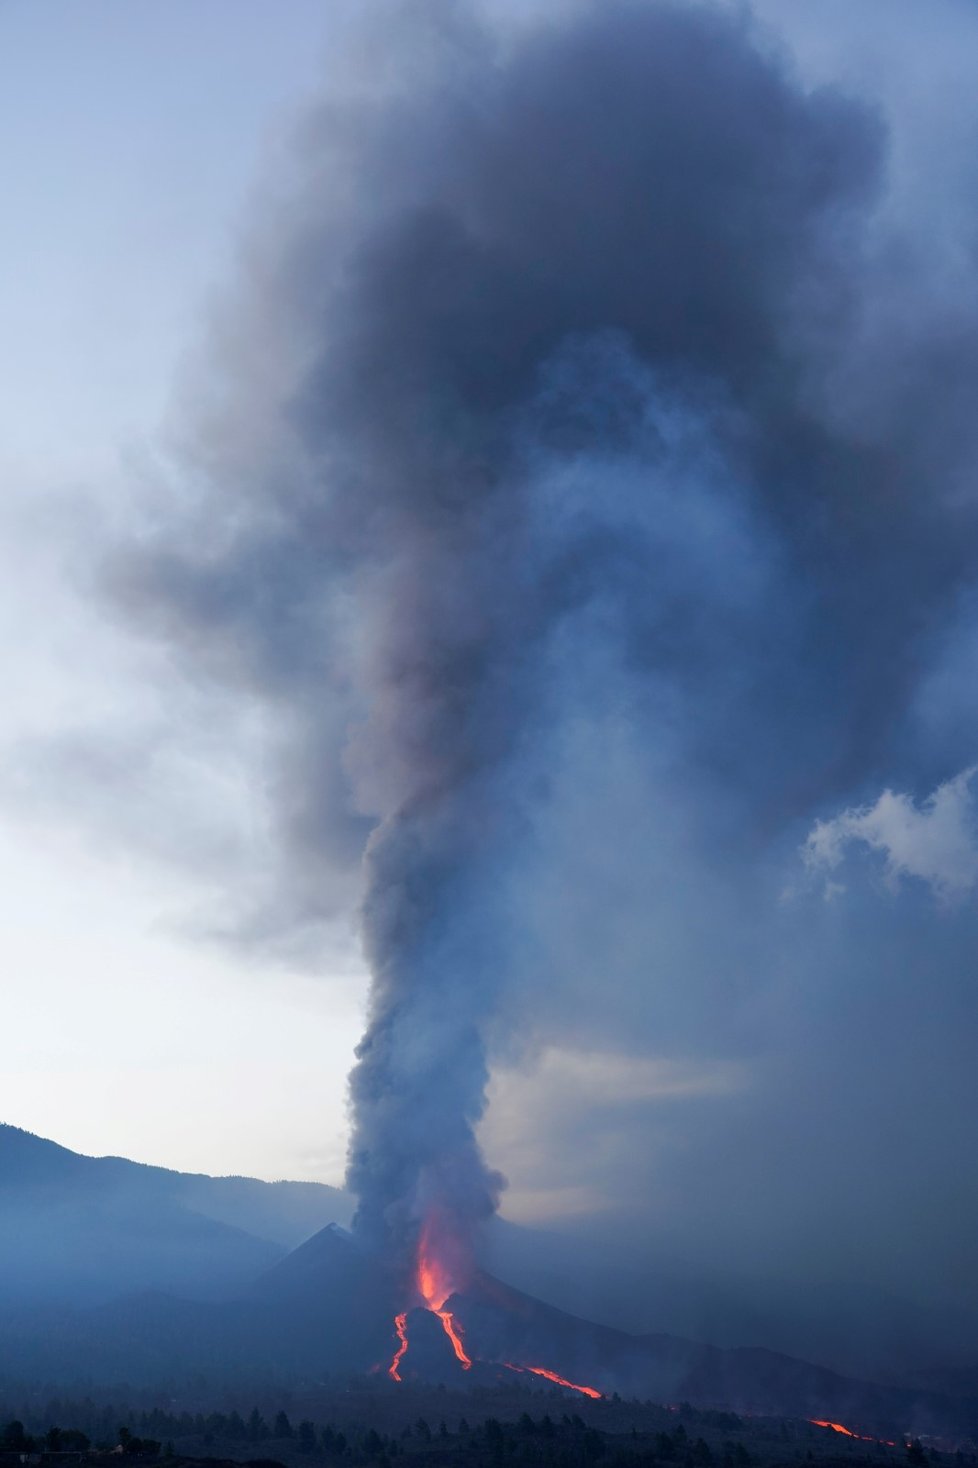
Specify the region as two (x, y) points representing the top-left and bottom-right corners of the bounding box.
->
(385, 1215), (601, 1398)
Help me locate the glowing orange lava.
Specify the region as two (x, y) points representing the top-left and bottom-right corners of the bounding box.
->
(503, 1361), (602, 1399)
(416, 1218), (472, 1369)
(434, 1309), (472, 1369)
(386, 1218), (472, 1378)
(388, 1312), (409, 1382)
(809, 1420), (895, 1446)
(385, 1217), (599, 1397)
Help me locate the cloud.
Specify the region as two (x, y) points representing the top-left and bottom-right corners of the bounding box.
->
(804, 766), (978, 900)
(482, 1047), (747, 1223)
(89, 0), (978, 1329)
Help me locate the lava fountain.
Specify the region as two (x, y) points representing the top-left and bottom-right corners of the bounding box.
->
(387, 1214), (599, 1398)
(387, 1217), (472, 1379)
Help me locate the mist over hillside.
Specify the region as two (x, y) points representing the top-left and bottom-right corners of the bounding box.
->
(1, 1123), (975, 1406)
(0, 1125), (975, 1445)
(0, 1124), (353, 1305)
(481, 1221), (978, 1398)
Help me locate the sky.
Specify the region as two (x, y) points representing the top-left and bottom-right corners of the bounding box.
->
(0, 0), (366, 1182)
(3, 0), (978, 1361)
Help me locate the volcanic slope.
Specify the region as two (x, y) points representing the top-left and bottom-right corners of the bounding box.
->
(1, 1221), (973, 1443)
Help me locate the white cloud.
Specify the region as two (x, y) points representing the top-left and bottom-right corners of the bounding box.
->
(803, 765), (978, 901)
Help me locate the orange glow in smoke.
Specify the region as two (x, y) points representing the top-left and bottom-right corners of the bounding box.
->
(388, 1312), (409, 1382)
(504, 1361), (602, 1399)
(417, 1218), (472, 1369)
(385, 1216), (599, 1396)
(386, 1218), (472, 1378)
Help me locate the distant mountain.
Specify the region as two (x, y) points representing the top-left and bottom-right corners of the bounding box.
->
(0, 1221), (387, 1386)
(0, 1123), (354, 1305)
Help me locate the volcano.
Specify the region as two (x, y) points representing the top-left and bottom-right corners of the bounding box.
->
(244, 1224), (978, 1441)
(0, 1214), (974, 1441)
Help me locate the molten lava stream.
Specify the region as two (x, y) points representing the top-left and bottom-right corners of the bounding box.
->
(435, 1309), (472, 1368)
(809, 1420), (894, 1446)
(386, 1219), (473, 1379)
(810, 1421), (855, 1438)
(388, 1312), (409, 1382)
(504, 1361), (602, 1399)
(416, 1220), (472, 1370)
(384, 1217), (599, 1397)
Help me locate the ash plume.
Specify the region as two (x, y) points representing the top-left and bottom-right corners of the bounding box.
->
(112, 0), (978, 1288)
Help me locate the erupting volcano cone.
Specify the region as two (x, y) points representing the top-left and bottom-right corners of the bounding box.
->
(384, 1216), (600, 1397)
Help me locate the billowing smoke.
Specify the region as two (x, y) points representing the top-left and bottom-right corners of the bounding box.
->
(109, 0), (978, 1314)
(282, 0), (880, 1262)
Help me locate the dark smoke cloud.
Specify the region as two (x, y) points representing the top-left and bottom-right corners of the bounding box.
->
(108, 0), (978, 1354)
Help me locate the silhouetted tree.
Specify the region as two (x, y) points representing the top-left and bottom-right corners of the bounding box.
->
(1, 1422), (32, 1453)
(582, 1428), (605, 1461)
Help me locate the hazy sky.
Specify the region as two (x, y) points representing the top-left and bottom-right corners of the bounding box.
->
(3, 0), (978, 1345)
(0, 0), (366, 1182)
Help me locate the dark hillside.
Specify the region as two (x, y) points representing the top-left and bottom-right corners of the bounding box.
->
(0, 1125), (353, 1306)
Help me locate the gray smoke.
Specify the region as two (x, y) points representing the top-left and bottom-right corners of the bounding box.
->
(111, 0), (978, 1294)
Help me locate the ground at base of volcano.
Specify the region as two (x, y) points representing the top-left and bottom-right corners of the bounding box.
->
(4, 1385), (971, 1468)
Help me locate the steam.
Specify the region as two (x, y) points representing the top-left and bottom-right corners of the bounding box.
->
(112, 0), (978, 1284)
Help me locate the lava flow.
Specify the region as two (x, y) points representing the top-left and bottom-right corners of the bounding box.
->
(809, 1421), (895, 1447)
(386, 1219), (600, 1399)
(387, 1219), (472, 1380)
(503, 1362), (602, 1399)
(417, 1232), (473, 1369)
(388, 1312), (409, 1383)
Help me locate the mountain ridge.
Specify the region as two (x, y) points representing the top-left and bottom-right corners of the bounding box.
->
(0, 1122), (354, 1305)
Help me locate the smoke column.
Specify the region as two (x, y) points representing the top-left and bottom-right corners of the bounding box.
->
(122, 0), (978, 1283)
(313, 0), (880, 1265)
